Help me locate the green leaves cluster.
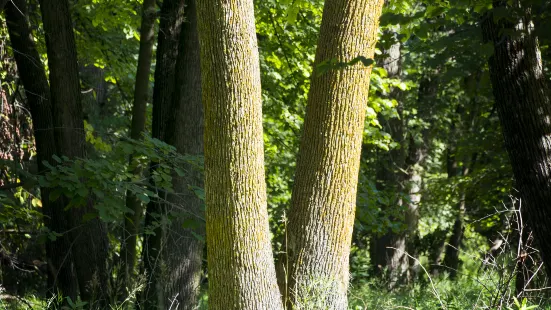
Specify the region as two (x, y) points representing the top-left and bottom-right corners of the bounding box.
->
(38, 135), (203, 223)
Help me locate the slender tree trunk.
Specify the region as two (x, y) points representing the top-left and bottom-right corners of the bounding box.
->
(161, 0), (205, 308)
(4, 0), (78, 299)
(442, 196), (465, 279)
(141, 0), (186, 308)
(404, 76), (437, 281)
(368, 38), (409, 289)
(120, 0), (156, 292)
(443, 138), (475, 279)
(404, 134), (424, 283)
(196, 0), (283, 308)
(284, 0), (384, 307)
(429, 229), (447, 276)
(482, 2), (551, 277)
(39, 0), (109, 303)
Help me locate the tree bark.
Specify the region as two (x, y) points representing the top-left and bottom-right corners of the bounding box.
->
(141, 0), (186, 308)
(4, 0), (78, 299)
(120, 0), (156, 292)
(482, 2), (551, 278)
(284, 0), (384, 307)
(161, 0), (205, 308)
(196, 0), (284, 308)
(39, 0), (109, 303)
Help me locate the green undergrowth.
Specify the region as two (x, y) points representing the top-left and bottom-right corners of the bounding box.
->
(349, 275), (551, 310)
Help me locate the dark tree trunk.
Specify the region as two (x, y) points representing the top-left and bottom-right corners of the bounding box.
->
(39, 0), (109, 303)
(369, 40), (408, 287)
(442, 201), (465, 279)
(482, 2), (551, 278)
(4, 0), (78, 299)
(441, 146), (463, 279)
(369, 49), (429, 288)
(120, 0), (157, 292)
(140, 0), (186, 308)
(370, 126), (409, 289)
(161, 0), (205, 308)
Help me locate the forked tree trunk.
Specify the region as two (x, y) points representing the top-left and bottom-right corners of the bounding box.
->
(482, 2), (551, 278)
(161, 0), (205, 308)
(196, 0), (283, 308)
(120, 0), (157, 292)
(4, 0), (78, 299)
(39, 0), (110, 304)
(284, 0), (384, 307)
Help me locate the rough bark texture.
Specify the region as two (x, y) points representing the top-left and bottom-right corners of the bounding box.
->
(482, 2), (551, 277)
(4, 0), (78, 299)
(285, 0), (384, 307)
(161, 0), (205, 308)
(196, 0), (283, 308)
(141, 0), (186, 308)
(120, 0), (156, 292)
(39, 0), (110, 303)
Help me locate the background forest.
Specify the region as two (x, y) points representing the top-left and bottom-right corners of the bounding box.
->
(1, 0), (551, 309)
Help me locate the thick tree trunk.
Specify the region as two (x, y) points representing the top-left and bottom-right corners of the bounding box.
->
(120, 0), (156, 292)
(284, 0), (384, 307)
(39, 0), (110, 304)
(482, 2), (551, 278)
(196, 0), (283, 308)
(4, 0), (78, 299)
(141, 0), (186, 308)
(161, 0), (205, 308)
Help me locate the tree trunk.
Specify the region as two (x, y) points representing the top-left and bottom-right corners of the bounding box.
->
(441, 146), (476, 279)
(39, 0), (109, 303)
(368, 38), (409, 290)
(284, 0), (384, 307)
(196, 0), (283, 308)
(482, 2), (551, 278)
(442, 197), (465, 279)
(404, 134), (424, 283)
(161, 0), (205, 308)
(141, 0), (186, 308)
(4, 0), (78, 299)
(120, 0), (156, 293)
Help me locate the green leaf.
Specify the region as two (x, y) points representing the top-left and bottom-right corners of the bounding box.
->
(82, 212), (98, 222)
(77, 187), (88, 198)
(137, 193), (150, 204)
(52, 154), (62, 163)
(49, 189), (62, 202)
(175, 168), (186, 177)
